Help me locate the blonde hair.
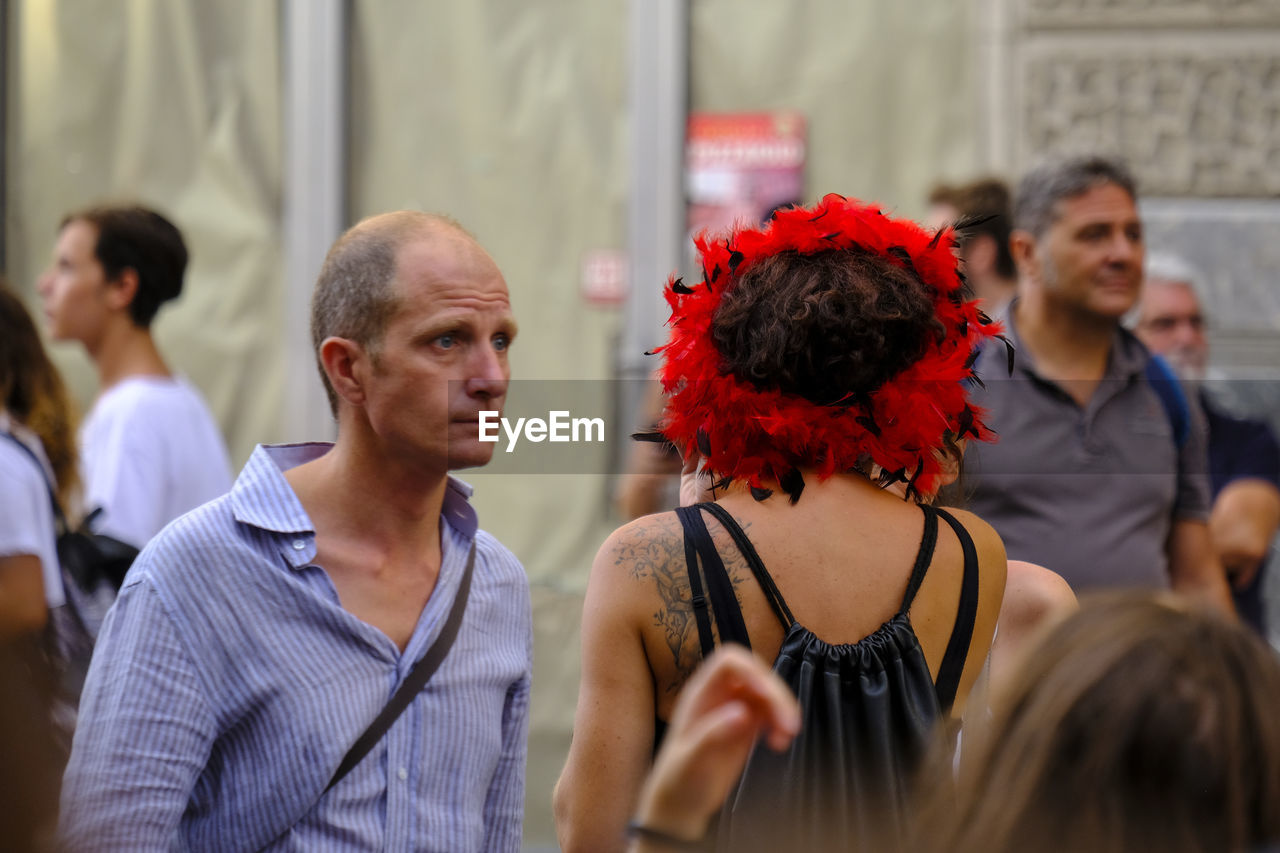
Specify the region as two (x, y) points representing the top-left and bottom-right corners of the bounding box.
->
(0, 285), (81, 513)
(923, 593), (1280, 853)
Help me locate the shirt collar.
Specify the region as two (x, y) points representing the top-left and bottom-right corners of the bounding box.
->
(231, 443), (480, 568)
(996, 299), (1148, 381)
(230, 443), (325, 535)
(442, 476), (478, 540)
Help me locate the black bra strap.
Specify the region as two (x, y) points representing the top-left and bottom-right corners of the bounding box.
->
(932, 507), (981, 713)
(698, 503), (794, 629)
(675, 506), (724, 658)
(898, 506), (940, 614)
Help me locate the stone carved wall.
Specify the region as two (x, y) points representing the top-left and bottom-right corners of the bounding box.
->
(1020, 50), (1280, 196)
(997, 0), (1280, 198)
(1023, 0), (1280, 27)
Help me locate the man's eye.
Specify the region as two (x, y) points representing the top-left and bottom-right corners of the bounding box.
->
(435, 334), (457, 349)
(493, 335), (510, 352)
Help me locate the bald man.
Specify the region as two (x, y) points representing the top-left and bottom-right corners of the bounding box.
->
(61, 213), (533, 851)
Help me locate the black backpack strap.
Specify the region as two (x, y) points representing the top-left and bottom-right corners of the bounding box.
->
(897, 506), (940, 614)
(677, 505), (752, 649)
(675, 506), (718, 659)
(931, 508), (980, 713)
(0, 431), (68, 531)
(699, 502), (794, 629)
(325, 539), (476, 792)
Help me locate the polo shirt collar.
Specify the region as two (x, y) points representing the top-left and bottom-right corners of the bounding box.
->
(998, 299), (1149, 382)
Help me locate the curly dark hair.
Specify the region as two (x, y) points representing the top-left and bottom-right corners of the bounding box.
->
(710, 248), (945, 405)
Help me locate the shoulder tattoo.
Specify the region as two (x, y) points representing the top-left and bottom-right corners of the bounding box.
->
(617, 512), (752, 693)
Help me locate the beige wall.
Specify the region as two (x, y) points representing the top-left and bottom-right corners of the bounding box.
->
(7, 0), (288, 467)
(691, 0), (982, 219)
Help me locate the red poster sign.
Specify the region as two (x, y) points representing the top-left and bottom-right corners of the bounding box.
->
(685, 111), (807, 241)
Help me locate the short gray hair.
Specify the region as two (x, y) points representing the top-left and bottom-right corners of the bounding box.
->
(1144, 252), (1206, 296)
(1124, 251), (1208, 330)
(1013, 155), (1138, 238)
(310, 211), (465, 416)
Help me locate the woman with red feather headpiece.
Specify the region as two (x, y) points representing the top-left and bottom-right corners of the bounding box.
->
(555, 195), (1009, 852)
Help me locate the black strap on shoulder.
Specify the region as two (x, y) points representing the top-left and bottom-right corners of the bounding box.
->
(897, 506), (940, 614)
(677, 505), (752, 649)
(675, 506), (717, 660)
(699, 502), (794, 628)
(325, 540), (476, 792)
(1, 431), (68, 531)
(931, 508), (980, 713)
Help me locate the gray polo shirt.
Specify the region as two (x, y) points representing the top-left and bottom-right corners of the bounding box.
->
(961, 305), (1211, 591)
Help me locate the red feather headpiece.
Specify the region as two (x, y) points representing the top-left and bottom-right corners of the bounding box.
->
(654, 193), (1004, 502)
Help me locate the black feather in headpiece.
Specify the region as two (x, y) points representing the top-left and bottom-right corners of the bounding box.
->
(779, 467), (806, 504)
(696, 428), (712, 458)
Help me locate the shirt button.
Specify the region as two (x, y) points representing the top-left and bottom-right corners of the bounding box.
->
(397, 767), (408, 781)
(292, 539), (306, 550)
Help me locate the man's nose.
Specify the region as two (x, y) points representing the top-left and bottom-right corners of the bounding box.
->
(36, 269), (53, 297)
(465, 346), (509, 399)
(1107, 231), (1140, 264)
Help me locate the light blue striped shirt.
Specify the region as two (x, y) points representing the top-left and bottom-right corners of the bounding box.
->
(59, 443), (533, 852)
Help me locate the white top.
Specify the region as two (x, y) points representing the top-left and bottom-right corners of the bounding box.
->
(0, 412), (65, 608)
(80, 376), (233, 549)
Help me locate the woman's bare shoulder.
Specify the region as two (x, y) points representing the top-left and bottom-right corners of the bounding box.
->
(593, 510), (686, 581)
(935, 507), (1006, 562)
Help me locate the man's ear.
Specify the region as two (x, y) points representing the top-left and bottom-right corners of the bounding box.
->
(319, 337), (368, 407)
(105, 268), (140, 312)
(1008, 229), (1041, 283)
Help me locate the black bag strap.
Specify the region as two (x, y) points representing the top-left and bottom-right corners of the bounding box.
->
(678, 504), (752, 650)
(2, 431), (137, 593)
(897, 505), (940, 615)
(325, 539), (476, 792)
(0, 431), (69, 531)
(674, 506), (718, 660)
(931, 508), (980, 713)
(698, 502), (794, 629)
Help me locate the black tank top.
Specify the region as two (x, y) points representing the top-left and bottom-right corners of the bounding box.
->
(666, 501), (981, 852)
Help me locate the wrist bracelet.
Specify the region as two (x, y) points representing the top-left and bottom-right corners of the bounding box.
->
(625, 820), (708, 851)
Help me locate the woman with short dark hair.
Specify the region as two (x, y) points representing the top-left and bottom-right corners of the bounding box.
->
(555, 195), (1009, 852)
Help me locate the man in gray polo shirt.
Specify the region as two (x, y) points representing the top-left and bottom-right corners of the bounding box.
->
(960, 156), (1232, 613)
